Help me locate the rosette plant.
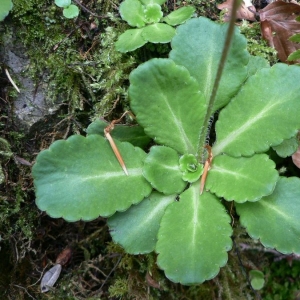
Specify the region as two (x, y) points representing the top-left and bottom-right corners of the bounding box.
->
(33, 17), (300, 285)
(54, 0), (79, 19)
(115, 0), (195, 52)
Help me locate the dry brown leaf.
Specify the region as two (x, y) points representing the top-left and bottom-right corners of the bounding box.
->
(55, 247), (72, 266)
(146, 272), (161, 289)
(217, 0), (256, 22)
(292, 146), (300, 169)
(259, 1), (300, 63)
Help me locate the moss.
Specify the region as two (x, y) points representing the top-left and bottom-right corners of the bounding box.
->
(240, 20), (278, 64)
(88, 24), (137, 118)
(176, 0), (223, 19)
(8, 0), (139, 126)
(104, 229), (262, 300)
(262, 259), (300, 299)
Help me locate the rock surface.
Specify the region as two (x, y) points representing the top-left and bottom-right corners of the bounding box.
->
(1, 26), (61, 131)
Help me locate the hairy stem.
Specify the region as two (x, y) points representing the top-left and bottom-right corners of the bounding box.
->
(197, 0), (242, 161)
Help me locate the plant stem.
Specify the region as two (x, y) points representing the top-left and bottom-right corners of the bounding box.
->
(197, 0), (241, 161)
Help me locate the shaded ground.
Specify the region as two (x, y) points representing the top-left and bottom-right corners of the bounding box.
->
(1, 0), (300, 299)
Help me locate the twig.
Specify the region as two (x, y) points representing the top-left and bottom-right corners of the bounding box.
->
(232, 238), (262, 300)
(53, 27), (79, 51)
(98, 254), (122, 291)
(72, 0), (108, 18)
(5, 68), (20, 93)
(239, 243), (300, 260)
(13, 285), (36, 300)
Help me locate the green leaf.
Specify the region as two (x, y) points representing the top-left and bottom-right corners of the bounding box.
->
(129, 58), (206, 155)
(289, 33), (300, 43)
(32, 135), (152, 221)
(142, 23), (176, 43)
(140, 0), (167, 5)
(119, 0), (145, 28)
(272, 136), (299, 158)
(163, 6), (195, 26)
(179, 154), (203, 183)
(86, 119), (151, 149)
(55, 0), (71, 8)
(206, 154), (278, 203)
(144, 3), (163, 23)
(246, 55), (269, 78)
(143, 146), (187, 194)
(179, 154), (198, 172)
(0, 138), (12, 184)
(235, 177), (300, 254)
(108, 192), (175, 254)
(156, 183), (232, 284)
(182, 166), (203, 183)
(287, 49), (300, 62)
(249, 270), (265, 290)
(170, 17), (249, 111)
(213, 64), (300, 157)
(0, 167), (4, 184)
(0, 137), (13, 158)
(115, 28), (147, 52)
(63, 4), (79, 18)
(0, 0), (13, 21)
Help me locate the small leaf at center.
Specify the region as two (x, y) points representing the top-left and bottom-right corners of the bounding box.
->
(143, 146), (187, 194)
(144, 3), (163, 23)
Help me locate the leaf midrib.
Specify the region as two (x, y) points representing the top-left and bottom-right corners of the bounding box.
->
(213, 101), (279, 156)
(161, 94), (195, 153)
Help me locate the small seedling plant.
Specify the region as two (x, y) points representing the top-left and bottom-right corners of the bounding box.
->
(33, 17), (300, 285)
(115, 0), (195, 52)
(54, 0), (79, 19)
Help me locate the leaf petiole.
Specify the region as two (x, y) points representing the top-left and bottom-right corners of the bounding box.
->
(104, 111), (135, 176)
(200, 145), (213, 194)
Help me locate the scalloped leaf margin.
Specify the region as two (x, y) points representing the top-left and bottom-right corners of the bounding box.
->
(108, 192), (175, 254)
(235, 177), (300, 254)
(156, 182), (232, 284)
(33, 135), (152, 221)
(213, 64), (300, 157)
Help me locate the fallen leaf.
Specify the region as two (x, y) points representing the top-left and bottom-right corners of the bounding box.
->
(259, 1), (300, 63)
(41, 264), (62, 293)
(40, 248), (72, 293)
(292, 146), (300, 169)
(146, 272), (160, 289)
(55, 247), (72, 266)
(14, 155), (32, 166)
(217, 0), (256, 22)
